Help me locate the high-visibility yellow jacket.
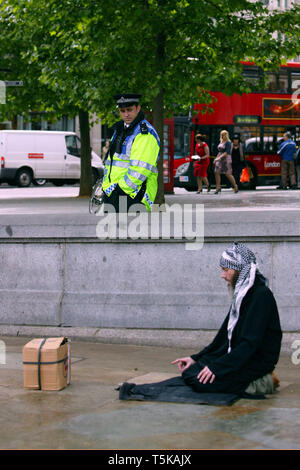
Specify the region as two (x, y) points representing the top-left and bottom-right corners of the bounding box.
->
(102, 118), (160, 211)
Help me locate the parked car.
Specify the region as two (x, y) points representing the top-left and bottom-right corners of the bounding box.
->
(174, 156), (258, 191)
(0, 130), (104, 187)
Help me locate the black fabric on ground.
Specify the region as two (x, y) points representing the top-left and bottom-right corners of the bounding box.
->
(118, 275), (280, 406)
(119, 377), (240, 406)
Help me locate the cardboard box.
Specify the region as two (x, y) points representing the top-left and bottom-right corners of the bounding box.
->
(23, 337), (71, 391)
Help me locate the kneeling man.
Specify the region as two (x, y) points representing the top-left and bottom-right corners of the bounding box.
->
(119, 242), (281, 403)
(173, 242), (282, 395)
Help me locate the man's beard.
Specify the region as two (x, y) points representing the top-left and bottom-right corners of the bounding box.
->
(227, 272), (239, 300)
(227, 283), (235, 300)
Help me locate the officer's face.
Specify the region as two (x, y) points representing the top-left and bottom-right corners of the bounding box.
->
(119, 105), (141, 125)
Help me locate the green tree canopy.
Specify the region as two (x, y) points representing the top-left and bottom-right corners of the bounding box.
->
(1, 0), (299, 199)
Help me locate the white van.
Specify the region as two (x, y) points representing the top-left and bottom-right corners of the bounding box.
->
(0, 130), (104, 187)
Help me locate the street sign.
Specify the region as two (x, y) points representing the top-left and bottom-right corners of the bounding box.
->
(4, 80), (23, 86)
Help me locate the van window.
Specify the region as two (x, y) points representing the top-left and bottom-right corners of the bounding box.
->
(65, 135), (81, 157)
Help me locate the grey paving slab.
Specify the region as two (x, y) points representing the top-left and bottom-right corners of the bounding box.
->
(0, 336), (299, 450)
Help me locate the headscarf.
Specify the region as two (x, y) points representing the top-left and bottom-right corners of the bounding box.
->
(219, 242), (267, 353)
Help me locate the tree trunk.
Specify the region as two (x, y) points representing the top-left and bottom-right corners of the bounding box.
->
(153, 89), (165, 206)
(78, 109), (93, 197)
(153, 25), (166, 207)
(12, 115), (18, 130)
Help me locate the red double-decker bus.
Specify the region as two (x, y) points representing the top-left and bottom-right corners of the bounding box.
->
(172, 61), (300, 190)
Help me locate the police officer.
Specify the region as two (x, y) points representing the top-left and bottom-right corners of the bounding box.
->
(102, 93), (160, 212)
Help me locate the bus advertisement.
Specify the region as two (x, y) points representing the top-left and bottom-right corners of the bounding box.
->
(173, 61), (300, 191)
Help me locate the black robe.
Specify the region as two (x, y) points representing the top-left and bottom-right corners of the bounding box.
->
(119, 275), (282, 404)
(184, 274), (282, 394)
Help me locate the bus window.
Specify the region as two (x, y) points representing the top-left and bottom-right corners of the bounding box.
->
(264, 126), (287, 151)
(242, 66), (262, 88)
(263, 139), (275, 152)
(174, 121), (190, 159)
(209, 127), (225, 156)
(238, 125), (297, 154)
(245, 138), (261, 153)
(237, 126), (261, 153)
(245, 68), (290, 93)
(163, 126), (169, 153)
(295, 126), (300, 146)
(265, 73), (277, 92)
(278, 72), (289, 93)
(291, 73), (300, 92)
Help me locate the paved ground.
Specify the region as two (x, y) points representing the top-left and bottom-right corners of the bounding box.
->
(0, 185), (300, 215)
(0, 335), (299, 451)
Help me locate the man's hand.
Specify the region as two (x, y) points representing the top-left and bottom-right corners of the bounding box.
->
(171, 357), (196, 373)
(197, 366), (215, 384)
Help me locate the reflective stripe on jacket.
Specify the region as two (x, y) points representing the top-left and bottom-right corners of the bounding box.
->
(102, 119), (160, 211)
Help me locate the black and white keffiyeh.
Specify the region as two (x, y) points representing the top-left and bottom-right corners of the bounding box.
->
(220, 242), (267, 353)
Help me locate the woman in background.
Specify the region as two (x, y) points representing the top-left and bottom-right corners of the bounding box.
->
(231, 134), (244, 186)
(193, 134), (211, 193)
(214, 130), (238, 194)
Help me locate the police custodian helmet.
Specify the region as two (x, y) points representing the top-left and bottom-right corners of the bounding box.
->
(114, 93), (141, 108)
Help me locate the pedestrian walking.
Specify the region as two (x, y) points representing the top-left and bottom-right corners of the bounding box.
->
(101, 93), (160, 212)
(193, 134), (211, 193)
(213, 130), (238, 194)
(277, 131), (297, 190)
(230, 134), (244, 185)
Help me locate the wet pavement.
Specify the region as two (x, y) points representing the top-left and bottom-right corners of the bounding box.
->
(169, 186), (300, 213)
(0, 185), (300, 215)
(1, 335), (299, 451)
